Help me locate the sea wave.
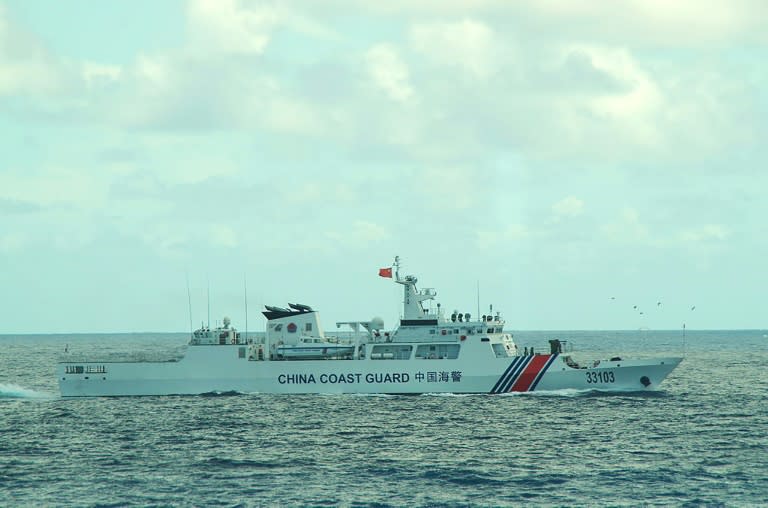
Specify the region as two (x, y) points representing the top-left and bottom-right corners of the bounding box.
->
(500, 388), (594, 398)
(419, 392), (476, 397)
(499, 387), (671, 398)
(0, 383), (55, 399)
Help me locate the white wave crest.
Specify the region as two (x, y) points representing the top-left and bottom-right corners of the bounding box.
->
(420, 392), (476, 397)
(345, 393), (395, 398)
(499, 388), (592, 398)
(0, 383), (56, 399)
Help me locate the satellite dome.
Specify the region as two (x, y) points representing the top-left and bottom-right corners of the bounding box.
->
(370, 316), (385, 330)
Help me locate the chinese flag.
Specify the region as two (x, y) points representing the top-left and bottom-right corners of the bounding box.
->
(378, 267), (393, 278)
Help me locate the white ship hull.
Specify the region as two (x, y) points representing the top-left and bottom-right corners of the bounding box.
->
(58, 344), (681, 397)
(57, 258), (683, 397)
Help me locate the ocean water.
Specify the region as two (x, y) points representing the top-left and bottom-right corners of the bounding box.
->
(1, 330), (767, 507)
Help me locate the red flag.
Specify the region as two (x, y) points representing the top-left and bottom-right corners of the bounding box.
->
(378, 267), (392, 278)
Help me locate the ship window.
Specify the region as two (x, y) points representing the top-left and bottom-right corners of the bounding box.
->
(238, 347), (246, 358)
(370, 345), (411, 360)
(415, 344), (460, 359)
(492, 343), (511, 358)
(275, 324), (283, 331)
(487, 328), (493, 333)
(305, 323), (312, 332)
(430, 329), (436, 334)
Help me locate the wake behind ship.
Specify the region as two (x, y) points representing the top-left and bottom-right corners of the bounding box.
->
(58, 258), (682, 397)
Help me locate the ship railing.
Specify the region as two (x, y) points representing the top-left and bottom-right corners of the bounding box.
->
(58, 352), (186, 363)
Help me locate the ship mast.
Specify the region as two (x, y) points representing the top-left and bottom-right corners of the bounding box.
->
(391, 256), (438, 322)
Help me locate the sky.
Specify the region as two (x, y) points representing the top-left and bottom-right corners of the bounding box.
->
(1, 0), (767, 333)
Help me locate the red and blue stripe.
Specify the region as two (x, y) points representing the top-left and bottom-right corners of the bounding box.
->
(490, 354), (558, 394)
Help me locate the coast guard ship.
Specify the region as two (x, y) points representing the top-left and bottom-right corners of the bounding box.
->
(57, 257), (682, 397)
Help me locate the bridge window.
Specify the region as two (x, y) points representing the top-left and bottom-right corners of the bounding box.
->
(370, 345), (412, 360)
(492, 344), (513, 358)
(415, 344), (460, 359)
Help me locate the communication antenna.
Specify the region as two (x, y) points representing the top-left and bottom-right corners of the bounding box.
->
(682, 305), (695, 357)
(682, 323), (687, 357)
(244, 274), (249, 343)
(476, 280), (480, 323)
(186, 273), (193, 337)
(207, 278), (211, 328)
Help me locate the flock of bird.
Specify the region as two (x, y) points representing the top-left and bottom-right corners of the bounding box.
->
(609, 296), (696, 316)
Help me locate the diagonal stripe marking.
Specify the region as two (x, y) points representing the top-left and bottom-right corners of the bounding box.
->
(528, 354), (559, 392)
(499, 355), (534, 393)
(490, 356), (523, 394)
(510, 355), (552, 392)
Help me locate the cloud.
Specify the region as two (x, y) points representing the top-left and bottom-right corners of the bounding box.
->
(0, 232), (25, 252)
(356, 0), (768, 46)
(416, 167), (484, 211)
(82, 63), (123, 88)
(600, 208), (652, 244)
(282, 180), (358, 206)
(571, 45), (662, 119)
(410, 19), (498, 79)
(210, 224), (239, 248)
(365, 43), (414, 102)
(552, 196), (584, 217)
(679, 225), (728, 243)
(476, 224), (529, 250)
(2, 0), (763, 169)
(320, 221), (390, 255)
(344, 220), (389, 243)
(186, 0), (275, 54)
(0, 167), (109, 210)
(0, 198), (41, 214)
(0, 5), (69, 96)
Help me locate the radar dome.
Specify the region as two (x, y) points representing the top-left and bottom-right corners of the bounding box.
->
(223, 316), (231, 328)
(370, 316), (384, 330)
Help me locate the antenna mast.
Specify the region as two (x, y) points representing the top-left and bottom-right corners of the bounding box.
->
(244, 274), (249, 343)
(682, 323), (687, 357)
(207, 278), (211, 328)
(186, 273), (193, 337)
(476, 280), (480, 322)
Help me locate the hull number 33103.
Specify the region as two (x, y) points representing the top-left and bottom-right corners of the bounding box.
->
(586, 371), (615, 383)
